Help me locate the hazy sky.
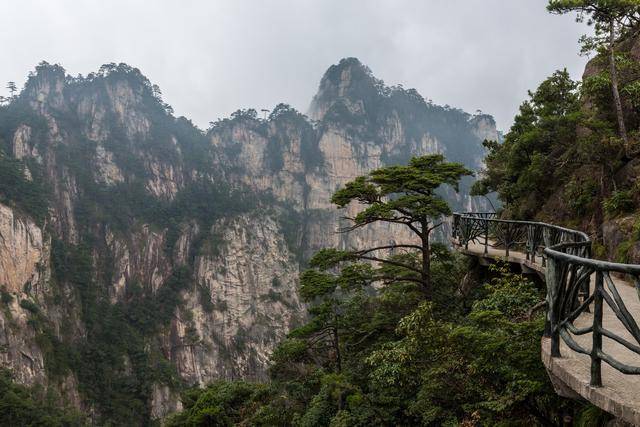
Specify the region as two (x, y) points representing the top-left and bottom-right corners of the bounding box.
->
(2, 1), (591, 132)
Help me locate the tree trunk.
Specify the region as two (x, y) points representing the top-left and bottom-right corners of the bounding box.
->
(333, 324), (343, 411)
(609, 18), (629, 151)
(332, 321), (342, 374)
(421, 220), (432, 298)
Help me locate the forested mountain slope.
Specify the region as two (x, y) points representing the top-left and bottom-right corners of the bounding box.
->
(0, 58), (494, 422)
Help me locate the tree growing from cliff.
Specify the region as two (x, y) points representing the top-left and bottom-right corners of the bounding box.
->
(5, 82), (17, 98)
(472, 70), (581, 218)
(548, 0), (640, 151)
(319, 154), (471, 298)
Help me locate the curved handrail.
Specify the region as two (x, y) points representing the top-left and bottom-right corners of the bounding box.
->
(452, 212), (640, 386)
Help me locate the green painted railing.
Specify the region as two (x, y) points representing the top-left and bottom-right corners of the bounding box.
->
(453, 212), (640, 387)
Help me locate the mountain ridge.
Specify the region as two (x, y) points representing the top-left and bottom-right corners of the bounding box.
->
(0, 57), (496, 423)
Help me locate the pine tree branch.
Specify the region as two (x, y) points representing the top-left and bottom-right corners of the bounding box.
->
(354, 255), (423, 274)
(337, 216), (417, 233)
(353, 244), (424, 255)
(374, 275), (424, 285)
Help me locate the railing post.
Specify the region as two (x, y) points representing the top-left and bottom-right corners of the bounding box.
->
(484, 220), (488, 254)
(505, 223), (510, 257)
(531, 225), (537, 264)
(591, 270), (603, 387)
(542, 228), (549, 267)
(546, 254), (561, 357)
(453, 214), (458, 239)
(526, 225), (532, 261)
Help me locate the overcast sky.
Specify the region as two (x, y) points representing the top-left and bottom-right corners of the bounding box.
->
(2, 1), (591, 132)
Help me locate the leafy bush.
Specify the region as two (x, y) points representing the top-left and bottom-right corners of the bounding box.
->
(169, 249), (573, 426)
(198, 285), (214, 313)
(19, 299), (39, 314)
(616, 239), (636, 263)
(564, 178), (598, 216)
(603, 190), (634, 215)
(0, 369), (85, 425)
(0, 288), (13, 305)
(0, 150), (48, 224)
(165, 381), (276, 427)
(472, 70), (582, 219)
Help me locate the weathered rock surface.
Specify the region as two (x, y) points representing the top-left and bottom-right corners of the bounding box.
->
(0, 203), (44, 293)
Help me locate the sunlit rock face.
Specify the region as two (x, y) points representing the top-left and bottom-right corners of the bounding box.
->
(0, 203), (44, 294)
(0, 59), (495, 421)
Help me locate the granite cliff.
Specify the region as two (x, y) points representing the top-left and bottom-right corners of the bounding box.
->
(0, 58), (496, 422)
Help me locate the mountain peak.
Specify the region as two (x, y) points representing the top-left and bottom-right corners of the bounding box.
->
(17, 61), (172, 121)
(308, 57), (385, 121)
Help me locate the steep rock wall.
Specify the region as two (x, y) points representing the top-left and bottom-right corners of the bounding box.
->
(0, 59), (496, 422)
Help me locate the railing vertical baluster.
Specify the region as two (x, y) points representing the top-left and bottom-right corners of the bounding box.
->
(591, 270), (603, 387)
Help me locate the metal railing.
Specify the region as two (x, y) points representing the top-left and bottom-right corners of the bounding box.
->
(453, 212), (640, 387)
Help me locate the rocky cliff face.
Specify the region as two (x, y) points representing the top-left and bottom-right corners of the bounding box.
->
(213, 58), (495, 253)
(0, 59), (496, 423)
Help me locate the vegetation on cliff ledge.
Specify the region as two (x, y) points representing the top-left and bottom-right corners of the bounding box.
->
(166, 155), (586, 426)
(474, 1), (640, 263)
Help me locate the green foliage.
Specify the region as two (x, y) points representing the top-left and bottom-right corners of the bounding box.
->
(367, 266), (561, 426)
(0, 288), (13, 305)
(0, 149), (48, 224)
(616, 238), (636, 262)
(169, 249), (573, 426)
(35, 326), (76, 379)
(0, 369), (86, 426)
(547, 1), (640, 49)
(331, 154), (471, 296)
(271, 277), (282, 288)
(265, 103), (322, 172)
(198, 285), (214, 313)
(472, 263), (541, 318)
(332, 154), (471, 219)
(565, 178), (599, 215)
(574, 404), (613, 426)
(477, 70), (582, 218)
(19, 298), (39, 314)
(51, 239), (187, 424)
(582, 52), (640, 131)
(166, 381), (285, 427)
(603, 189), (635, 215)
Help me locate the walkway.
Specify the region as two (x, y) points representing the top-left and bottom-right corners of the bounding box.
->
(453, 215), (640, 425)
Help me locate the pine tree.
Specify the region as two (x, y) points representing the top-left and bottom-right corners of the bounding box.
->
(323, 154), (471, 297)
(548, 0), (640, 151)
(6, 82), (17, 99)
